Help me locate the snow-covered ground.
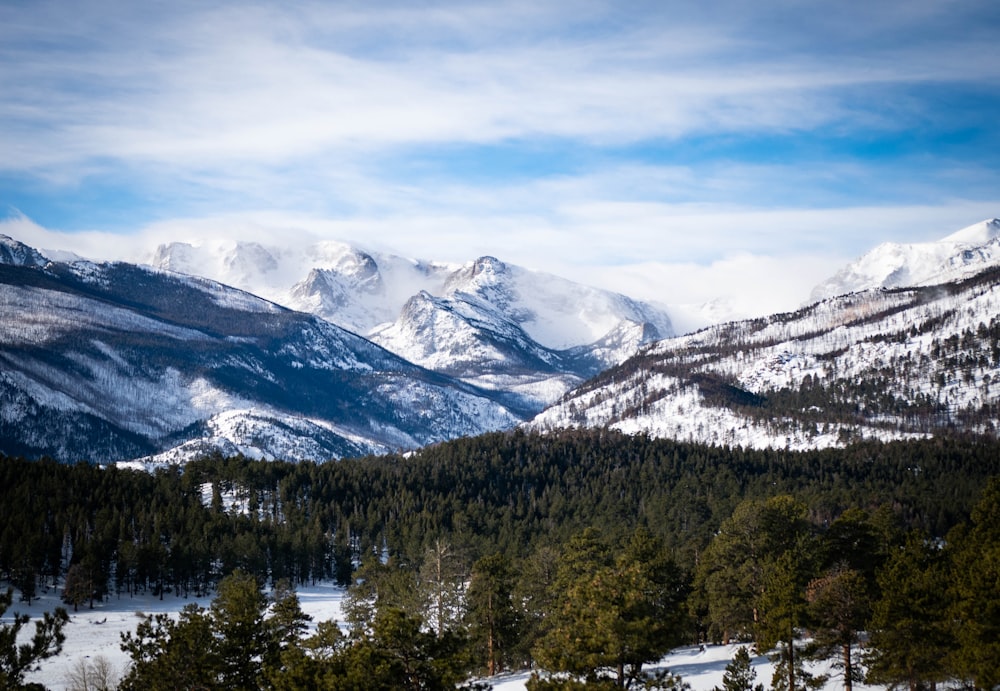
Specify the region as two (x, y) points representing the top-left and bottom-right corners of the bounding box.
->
(6, 582), (345, 690)
(5, 582), (882, 691)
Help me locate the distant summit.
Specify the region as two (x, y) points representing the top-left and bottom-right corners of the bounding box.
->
(148, 239), (674, 409)
(811, 218), (1000, 301)
(0, 234), (49, 268)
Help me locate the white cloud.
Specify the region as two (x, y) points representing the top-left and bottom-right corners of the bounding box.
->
(3, 0), (997, 178)
(0, 0), (996, 322)
(4, 200), (995, 338)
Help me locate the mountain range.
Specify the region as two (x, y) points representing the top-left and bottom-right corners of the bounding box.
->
(2, 218), (998, 463)
(0, 235), (671, 464)
(533, 219), (1000, 449)
(150, 240), (674, 408)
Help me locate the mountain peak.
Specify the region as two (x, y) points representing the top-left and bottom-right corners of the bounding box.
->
(941, 218), (1000, 245)
(811, 217), (1000, 301)
(471, 256), (507, 276)
(0, 235), (48, 268)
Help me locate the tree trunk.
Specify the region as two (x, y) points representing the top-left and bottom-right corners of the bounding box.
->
(842, 642), (853, 691)
(487, 591), (496, 676)
(788, 638), (795, 691)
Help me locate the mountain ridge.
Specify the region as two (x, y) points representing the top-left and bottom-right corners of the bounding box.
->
(0, 247), (522, 463)
(811, 218), (1000, 301)
(148, 239), (674, 408)
(531, 262), (1000, 450)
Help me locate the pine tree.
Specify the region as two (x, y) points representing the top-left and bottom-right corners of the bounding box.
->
(62, 563), (93, 613)
(947, 477), (1000, 689)
(118, 605), (219, 690)
(0, 587), (69, 689)
(418, 538), (467, 638)
(533, 527), (688, 688)
(466, 552), (519, 676)
(210, 569), (270, 690)
(805, 566), (869, 691)
(758, 550), (824, 691)
(695, 496), (813, 645)
(715, 647), (764, 691)
(265, 578), (313, 678)
(864, 533), (953, 691)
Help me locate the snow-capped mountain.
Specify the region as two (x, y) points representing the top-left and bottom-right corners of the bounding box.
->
(149, 240), (673, 408)
(369, 256), (672, 407)
(0, 236), (520, 464)
(530, 263), (1000, 450)
(811, 218), (1000, 300)
(151, 239), (455, 336)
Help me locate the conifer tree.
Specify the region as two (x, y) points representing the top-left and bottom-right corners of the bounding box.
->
(947, 477), (1000, 689)
(118, 605), (218, 691)
(695, 495), (813, 645)
(715, 647), (764, 691)
(864, 533), (953, 691)
(418, 538), (467, 638)
(210, 569), (271, 690)
(466, 552), (519, 676)
(533, 527), (688, 688)
(0, 587), (68, 689)
(805, 566), (869, 691)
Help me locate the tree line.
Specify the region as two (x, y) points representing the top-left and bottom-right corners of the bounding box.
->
(1, 431), (999, 688)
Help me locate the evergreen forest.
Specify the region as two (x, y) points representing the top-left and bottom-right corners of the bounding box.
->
(1, 430), (999, 689)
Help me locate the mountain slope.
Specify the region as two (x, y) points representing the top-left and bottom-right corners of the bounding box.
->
(0, 237), (519, 463)
(531, 265), (1000, 450)
(149, 241), (673, 408)
(811, 218), (1000, 300)
(369, 256), (672, 407)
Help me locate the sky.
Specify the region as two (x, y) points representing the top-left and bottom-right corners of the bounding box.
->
(1, 0), (999, 331)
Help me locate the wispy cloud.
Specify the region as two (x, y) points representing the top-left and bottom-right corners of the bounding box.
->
(1, 0), (997, 323)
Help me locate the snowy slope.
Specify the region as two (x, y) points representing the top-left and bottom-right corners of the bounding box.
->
(531, 266), (1000, 450)
(149, 241), (673, 409)
(151, 239), (456, 336)
(149, 241), (672, 350)
(0, 247), (520, 464)
(368, 257), (673, 408)
(811, 218), (1000, 300)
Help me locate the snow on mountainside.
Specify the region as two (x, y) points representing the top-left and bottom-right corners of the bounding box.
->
(151, 239), (455, 335)
(530, 265), (1000, 450)
(369, 256), (673, 407)
(0, 235), (48, 268)
(811, 218), (1000, 300)
(0, 246), (520, 464)
(149, 241), (673, 409)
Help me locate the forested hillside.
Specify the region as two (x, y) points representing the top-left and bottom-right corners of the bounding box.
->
(2, 431), (998, 689)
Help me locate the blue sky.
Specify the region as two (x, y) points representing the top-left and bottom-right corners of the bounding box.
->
(2, 0), (998, 326)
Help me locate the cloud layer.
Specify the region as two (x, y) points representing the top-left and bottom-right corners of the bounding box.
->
(2, 0), (998, 327)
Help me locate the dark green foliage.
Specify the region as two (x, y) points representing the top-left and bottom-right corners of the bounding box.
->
(119, 573), (474, 691)
(466, 552), (519, 676)
(344, 607), (471, 691)
(342, 555), (421, 637)
(2, 433), (997, 604)
(0, 588), (68, 690)
(3, 432), (1000, 687)
(805, 566), (870, 691)
(694, 496), (814, 645)
(715, 647), (764, 691)
(119, 604), (219, 691)
(120, 570), (310, 691)
(209, 569), (272, 689)
(864, 533), (954, 691)
(946, 477), (1000, 689)
(532, 527), (689, 688)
